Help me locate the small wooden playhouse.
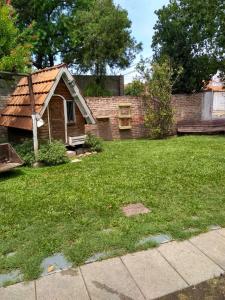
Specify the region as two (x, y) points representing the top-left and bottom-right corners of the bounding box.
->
(0, 64), (95, 146)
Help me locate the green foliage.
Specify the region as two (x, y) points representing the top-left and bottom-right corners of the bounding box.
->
(11, 0), (77, 69)
(14, 140), (35, 166)
(84, 82), (112, 97)
(63, 0), (142, 76)
(125, 80), (145, 96)
(38, 140), (69, 166)
(139, 58), (182, 139)
(85, 133), (103, 152)
(0, 3), (33, 72)
(152, 0), (225, 93)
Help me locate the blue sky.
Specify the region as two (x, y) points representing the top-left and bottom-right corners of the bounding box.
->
(113, 0), (169, 82)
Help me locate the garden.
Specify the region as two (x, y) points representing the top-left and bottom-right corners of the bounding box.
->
(1, 135), (225, 282)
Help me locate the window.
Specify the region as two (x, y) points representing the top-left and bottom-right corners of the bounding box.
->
(66, 101), (75, 123)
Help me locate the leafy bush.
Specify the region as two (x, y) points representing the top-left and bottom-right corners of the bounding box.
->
(84, 82), (112, 97)
(85, 133), (103, 152)
(125, 80), (145, 96)
(38, 140), (69, 166)
(14, 140), (35, 166)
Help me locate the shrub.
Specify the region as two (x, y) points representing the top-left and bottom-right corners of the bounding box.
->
(84, 82), (112, 97)
(14, 140), (35, 166)
(38, 140), (69, 166)
(125, 80), (145, 96)
(85, 133), (103, 152)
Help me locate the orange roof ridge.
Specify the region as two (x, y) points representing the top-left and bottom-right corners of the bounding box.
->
(31, 64), (67, 75)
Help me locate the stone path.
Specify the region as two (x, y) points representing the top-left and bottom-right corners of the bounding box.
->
(1, 229), (225, 300)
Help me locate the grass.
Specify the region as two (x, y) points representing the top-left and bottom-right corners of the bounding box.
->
(1, 135), (225, 281)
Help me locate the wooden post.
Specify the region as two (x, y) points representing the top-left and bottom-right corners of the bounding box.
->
(28, 75), (38, 160)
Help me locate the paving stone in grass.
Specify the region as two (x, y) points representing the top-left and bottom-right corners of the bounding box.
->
(85, 252), (110, 264)
(0, 270), (23, 287)
(137, 234), (172, 246)
(41, 253), (72, 276)
(208, 224), (221, 231)
(122, 203), (150, 217)
(6, 252), (17, 258)
(71, 159), (82, 163)
(102, 228), (114, 234)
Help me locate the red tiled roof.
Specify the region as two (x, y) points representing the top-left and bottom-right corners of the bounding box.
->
(205, 80), (225, 92)
(0, 64), (65, 130)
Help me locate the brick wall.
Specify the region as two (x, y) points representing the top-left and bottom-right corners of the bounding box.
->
(86, 96), (148, 140)
(86, 93), (203, 140)
(0, 78), (18, 142)
(172, 93), (203, 123)
(0, 96), (9, 141)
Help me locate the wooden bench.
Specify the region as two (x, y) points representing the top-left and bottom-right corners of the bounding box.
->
(177, 120), (225, 134)
(68, 135), (87, 146)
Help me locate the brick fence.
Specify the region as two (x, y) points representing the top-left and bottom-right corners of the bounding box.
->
(0, 78), (19, 142)
(0, 91), (203, 142)
(86, 94), (203, 140)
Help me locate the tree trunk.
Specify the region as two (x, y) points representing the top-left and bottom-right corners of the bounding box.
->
(49, 54), (54, 67)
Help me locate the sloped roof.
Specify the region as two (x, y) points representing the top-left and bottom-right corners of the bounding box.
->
(0, 64), (95, 130)
(205, 79), (225, 92)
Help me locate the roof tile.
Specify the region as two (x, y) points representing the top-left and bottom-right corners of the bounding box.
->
(0, 64), (64, 130)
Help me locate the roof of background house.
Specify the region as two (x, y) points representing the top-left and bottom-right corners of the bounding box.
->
(205, 76), (225, 92)
(0, 64), (95, 131)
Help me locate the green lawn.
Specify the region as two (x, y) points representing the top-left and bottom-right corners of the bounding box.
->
(1, 135), (225, 281)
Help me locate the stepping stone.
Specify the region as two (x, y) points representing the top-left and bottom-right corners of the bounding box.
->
(71, 159), (81, 163)
(208, 224), (221, 231)
(0, 270), (23, 288)
(121, 248), (187, 299)
(102, 228), (114, 234)
(191, 231), (225, 270)
(41, 253), (72, 276)
(0, 281), (35, 300)
(6, 252), (17, 258)
(122, 203), (150, 217)
(36, 269), (89, 300)
(159, 240), (223, 285)
(137, 234), (172, 246)
(81, 257), (145, 300)
(66, 151), (76, 158)
(85, 252), (109, 264)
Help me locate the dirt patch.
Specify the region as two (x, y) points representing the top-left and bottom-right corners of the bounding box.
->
(157, 274), (225, 300)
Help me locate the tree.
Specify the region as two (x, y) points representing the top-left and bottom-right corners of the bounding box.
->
(63, 0), (142, 76)
(11, 0), (79, 69)
(125, 80), (145, 96)
(0, 2), (33, 72)
(152, 0), (225, 93)
(137, 58), (181, 139)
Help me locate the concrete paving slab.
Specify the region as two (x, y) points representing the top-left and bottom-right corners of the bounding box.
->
(217, 228), (225, 237)
(121, 248), (187, 300)
(81, 257), (145, 300)
(0, 281), (35, 300)
(190, 231), (225, 270)
(36, 268), (89, 300)
(159, 240), (223, 285)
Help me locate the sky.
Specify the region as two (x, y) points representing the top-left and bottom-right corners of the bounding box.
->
(113, 0), (169, 83)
